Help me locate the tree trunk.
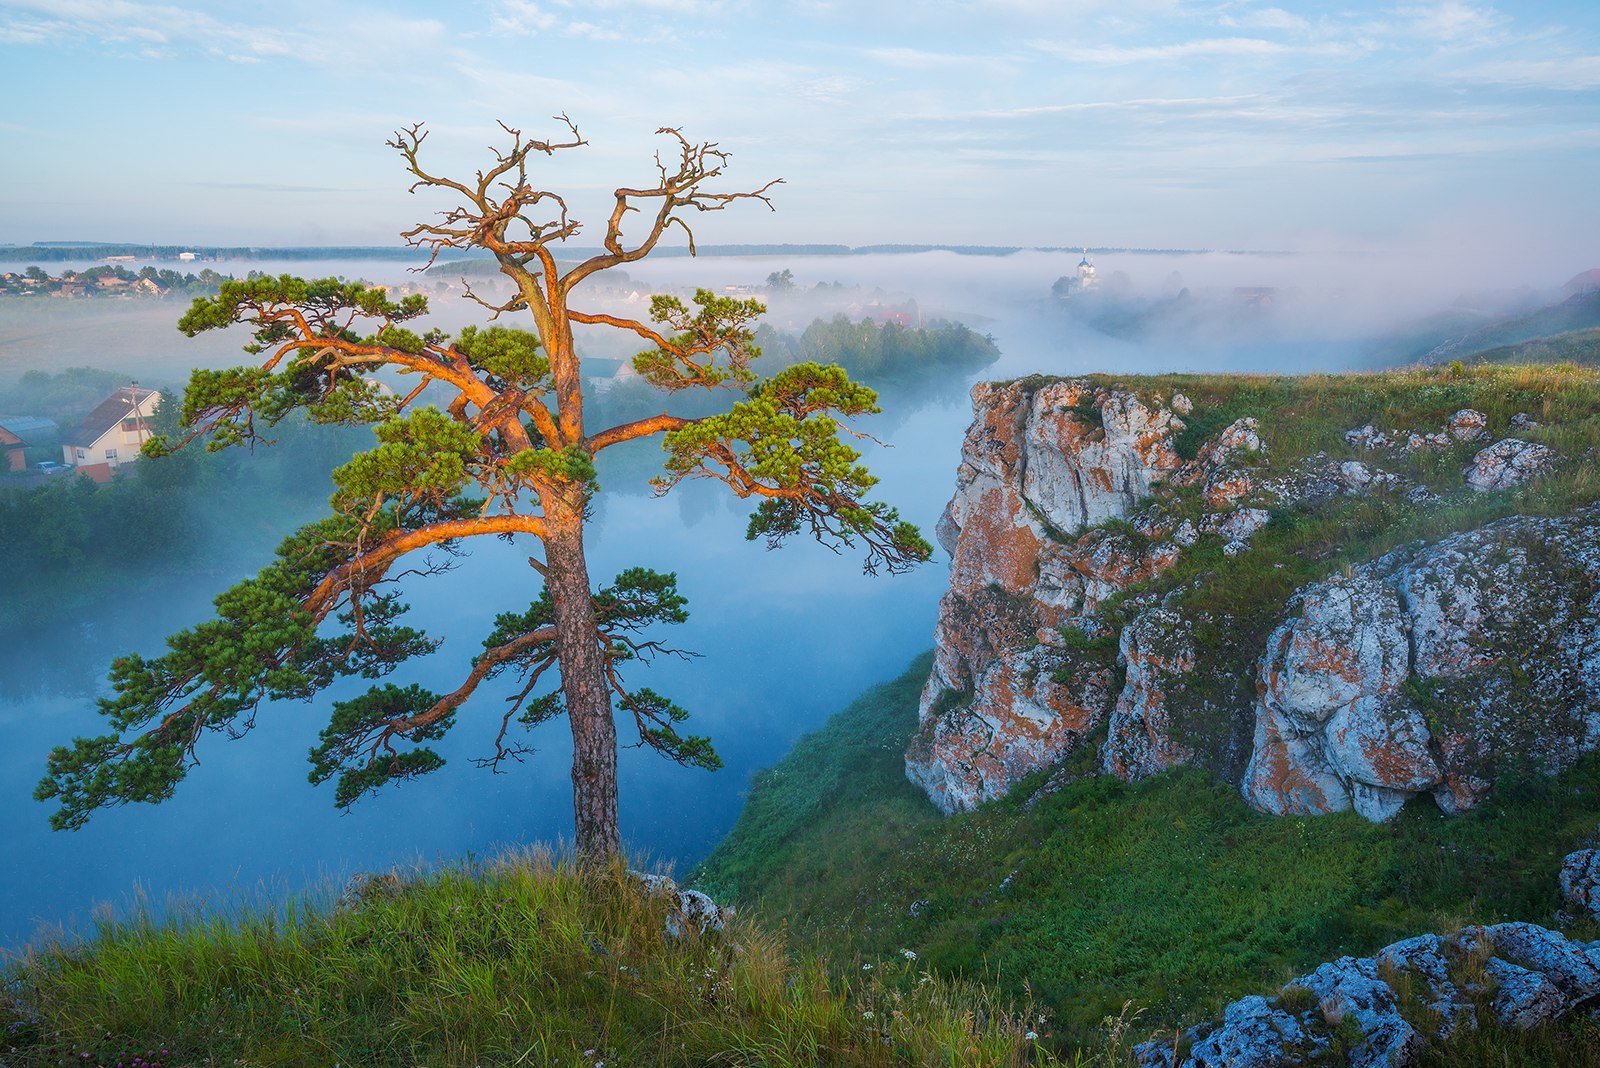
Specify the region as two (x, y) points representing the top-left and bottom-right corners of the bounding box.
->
(544, 506), (621, 862)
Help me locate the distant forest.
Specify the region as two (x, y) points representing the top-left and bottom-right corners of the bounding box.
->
(592, 315), (1000, 430)
(0, 245), (435, 263)
(0, 242), (1274, 264)
(0, 316), (996, 630)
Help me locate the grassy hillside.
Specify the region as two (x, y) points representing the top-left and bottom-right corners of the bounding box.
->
(1, 853), (1062, 1067)
(1463, 326), (1600, 366)
(694, 656), (1600, 1054)
(696, 362), (1600, 1055)
(1425, 291), (1600, 364)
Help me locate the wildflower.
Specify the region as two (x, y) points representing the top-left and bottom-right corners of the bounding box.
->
(901, 949), (917, 961)
(1026, 1031), (1039, 1041)
(862, 962), (874, 971)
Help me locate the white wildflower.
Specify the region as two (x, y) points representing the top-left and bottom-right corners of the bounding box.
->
(901, 949), (917, 961)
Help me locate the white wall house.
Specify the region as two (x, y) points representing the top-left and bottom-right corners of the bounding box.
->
(63, 386), (162, 482)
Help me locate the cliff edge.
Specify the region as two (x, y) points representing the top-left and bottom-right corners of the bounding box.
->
(909, 369), (1600, 820)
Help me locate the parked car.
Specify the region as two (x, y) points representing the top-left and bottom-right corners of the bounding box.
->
(34, 460), (64, 476)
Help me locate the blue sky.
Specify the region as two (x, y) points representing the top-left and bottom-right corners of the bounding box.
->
(1, 0), (1597, 255)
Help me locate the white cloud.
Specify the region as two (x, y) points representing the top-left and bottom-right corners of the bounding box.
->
(1041, 36), (1292, 63)
(1216, 6), (1310, 33)
(794, 74), (867, 102)
(0, 20), (47, 42)
(863, 46), (980, 69)
(547, 0), (728, 12)
(489, 0), (557, 35)
(0, 0), (449, 69)
(564, 21), (623, 40)
(1399, 0), (1505, 43)
(950, 94), (1261, 119)
(1467, 54), (1600, 89)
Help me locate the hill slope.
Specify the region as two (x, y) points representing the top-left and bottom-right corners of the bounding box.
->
(2, 853), (1051, 1067)
(694, 655), (1600, 1049)
(696, 362), (1600, 1052)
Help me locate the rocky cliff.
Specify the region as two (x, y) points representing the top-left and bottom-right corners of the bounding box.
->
(908, 373), (1598, 820)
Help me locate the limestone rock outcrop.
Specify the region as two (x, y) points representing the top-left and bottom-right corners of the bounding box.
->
(1244, 510), (1600, 818)
(1464, 437), (1556, 491)
(907, 379), (1188, 812)
(1134, 923), (1600, 1068)
(910, 377), (1588, 820)
(632, 872), (731, 938)
(1560, 850), (1600, 921)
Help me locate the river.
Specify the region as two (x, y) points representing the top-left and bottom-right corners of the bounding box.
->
(0, 249), (1432, 949)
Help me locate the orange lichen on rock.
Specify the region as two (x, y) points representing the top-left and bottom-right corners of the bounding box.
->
(913, 376), (1600, 824)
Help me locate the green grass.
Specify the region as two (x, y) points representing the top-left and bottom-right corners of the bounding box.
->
(694, 366), (1600, 1054)
(694, 654), (939, 908)
(1465, 327), (1600, 367)
(694, 656), (1600, 1055)
(1, 850), (1081, 1067)
(1054, 363), (1600, 476)
(695, 364), (1600, 1055)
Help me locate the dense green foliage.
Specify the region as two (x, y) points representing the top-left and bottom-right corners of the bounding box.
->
(754, 316), (1001, 383)
(0, 853), (1062, 1068)
(0, 367), (133, 427)
(694, 657), (1600, 1057)
(0, 397), (365, 631)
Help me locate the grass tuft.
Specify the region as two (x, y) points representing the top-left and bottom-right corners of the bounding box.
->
(2, 848), (1079, 1066)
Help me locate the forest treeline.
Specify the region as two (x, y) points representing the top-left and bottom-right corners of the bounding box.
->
(594, 315), (999, 428)
(1, 315), (995, 628)
(0, 393), (364, 631)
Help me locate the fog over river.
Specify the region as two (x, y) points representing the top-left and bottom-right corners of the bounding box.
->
(0, 248), (1550, 949)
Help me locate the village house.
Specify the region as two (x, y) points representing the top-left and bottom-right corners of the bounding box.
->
(0, 416), (60, 472)
(0, 422), (25, 473)
(62, 387), (162, 482)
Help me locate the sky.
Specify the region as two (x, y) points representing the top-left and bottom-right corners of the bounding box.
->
(1, 0), (1598, 256)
